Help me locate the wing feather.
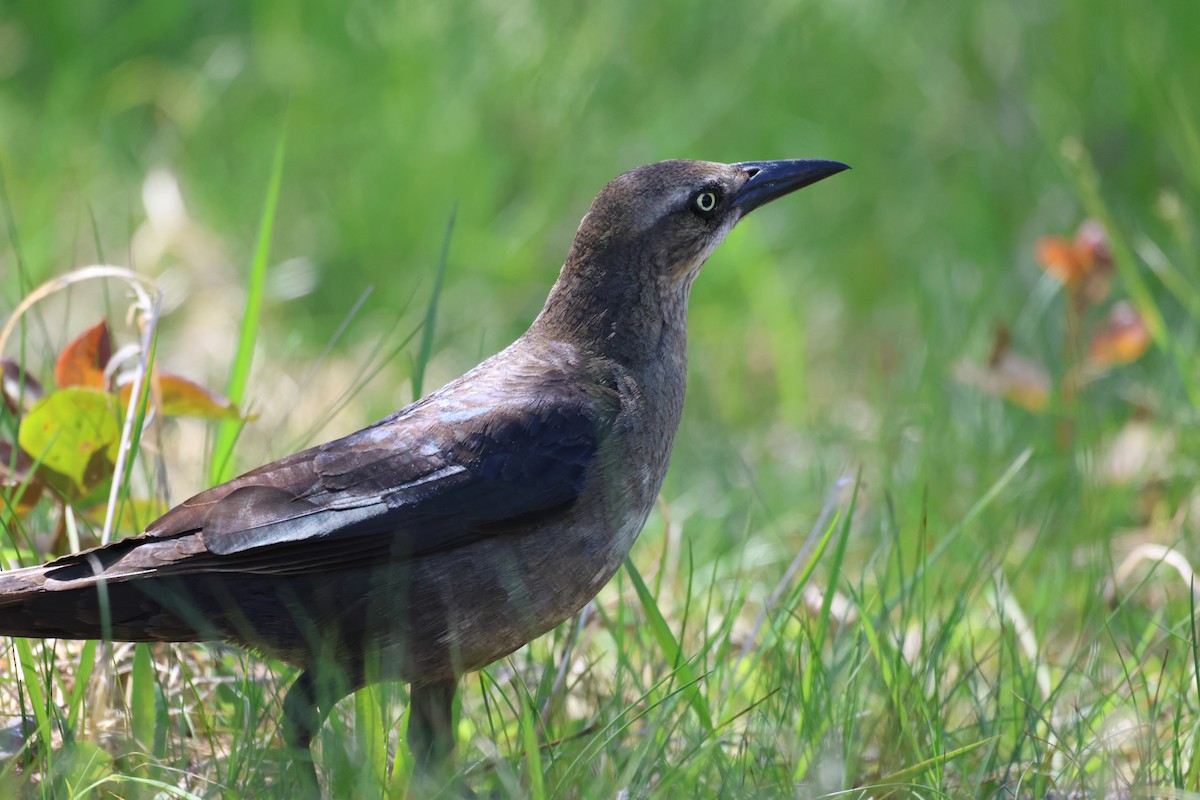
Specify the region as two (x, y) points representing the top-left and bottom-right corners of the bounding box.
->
(141, 375), (620, 573)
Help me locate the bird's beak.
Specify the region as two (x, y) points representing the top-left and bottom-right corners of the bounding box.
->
(731, 159), (850, 217)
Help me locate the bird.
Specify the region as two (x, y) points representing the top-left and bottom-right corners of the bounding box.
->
(0, 157), (847, 792)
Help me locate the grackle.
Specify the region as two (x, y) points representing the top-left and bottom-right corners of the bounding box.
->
(0, 158), (847, 791)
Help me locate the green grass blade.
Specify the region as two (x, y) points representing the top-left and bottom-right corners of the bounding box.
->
(14, 639), (51, 774)
(355, 686), (388, 791)
(73, 773), (203, 799)
(812, 475), (858, 656)
(870, 735), (1001, 787)
(1063, 140), (1200, 410)
(64, 639), (97, 738)
(519, 686), (546, 800)
(897, 446), (1033, 603)
(411, 205), (456, 401)
(209, 125), (287, 484)
(1188, 578), (1200, 790)
(624, 557), (714, 733)
(130, 643), (154, 748)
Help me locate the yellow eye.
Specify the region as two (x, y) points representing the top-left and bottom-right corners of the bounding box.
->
(694, 191), (718, 213)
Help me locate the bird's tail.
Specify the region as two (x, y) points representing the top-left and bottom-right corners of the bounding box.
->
(0, 562), (102, 639)
(0, 559), (207, 642)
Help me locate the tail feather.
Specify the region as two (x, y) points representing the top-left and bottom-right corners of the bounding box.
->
(0, 561), (210, 642)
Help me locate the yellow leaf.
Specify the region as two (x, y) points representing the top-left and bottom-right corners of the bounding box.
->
(119, 372), (244, 420)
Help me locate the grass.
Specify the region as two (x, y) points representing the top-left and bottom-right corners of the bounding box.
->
(208, 123), (286, 486)
(1, 0), (1199, 797)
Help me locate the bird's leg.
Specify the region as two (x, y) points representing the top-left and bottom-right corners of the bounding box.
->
(282, 671), (326, 795)
(407, 678), (459, 771)
(282, 669), (362, 797)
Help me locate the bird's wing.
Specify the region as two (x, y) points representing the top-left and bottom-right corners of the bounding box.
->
(134, 379), (621, 575)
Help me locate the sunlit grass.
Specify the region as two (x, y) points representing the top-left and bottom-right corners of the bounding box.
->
(2, 0), (1199, 797)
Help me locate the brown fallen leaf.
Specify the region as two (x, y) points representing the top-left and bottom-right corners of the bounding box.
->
(0, 438), (45, 515)
(1088, 301), (1151, 368)
(955, 324), (1051, 413)
(1, 359), (44, 414)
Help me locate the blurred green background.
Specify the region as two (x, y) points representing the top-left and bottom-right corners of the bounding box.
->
(2, 0), (1200, 793)
(2, 0), (1197, 594)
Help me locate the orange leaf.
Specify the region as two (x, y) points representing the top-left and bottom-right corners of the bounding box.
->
(1035, 236), (1086, 285)
(1034, 220), (1113, 287)
(119, 372), (243, 420)
(55, 320), (113, 390)
(1088, 302), (1151, 367)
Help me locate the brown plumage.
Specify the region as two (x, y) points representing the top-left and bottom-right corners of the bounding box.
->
(0, 158), (847, 791)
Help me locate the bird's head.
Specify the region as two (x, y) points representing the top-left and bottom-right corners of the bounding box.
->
(569, 158), (849, 287)
(536, 158), (848, 356)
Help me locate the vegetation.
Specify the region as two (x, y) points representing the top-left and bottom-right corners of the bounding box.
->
(1, 0), (1198, 796)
